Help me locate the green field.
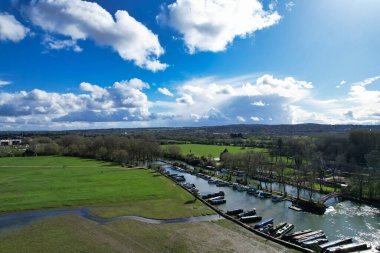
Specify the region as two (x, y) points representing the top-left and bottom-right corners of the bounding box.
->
(0, 156), (212, 218)
(0, 156), (296, 253)
(162, 144), (267, 157)
(0, 214), (294, 253)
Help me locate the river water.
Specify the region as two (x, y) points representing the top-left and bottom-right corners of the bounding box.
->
(162, 164), (380, 251)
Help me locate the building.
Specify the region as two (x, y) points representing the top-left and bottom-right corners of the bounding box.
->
(0, 139), (22, 146)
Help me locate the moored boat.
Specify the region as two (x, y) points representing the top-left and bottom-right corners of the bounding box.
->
(208, 196), (224, 201)
(325, 242), (371, 253)
(296, 233), (326, 244)
(272, 195), (285, 202)
(254, 218), (274, 229)
(226, 209), (244, 216)
(238, 209), (257, 218)
(289, 205), (302, 211)
(208, 179), (216, 184)
(201, 191), (225, 199)
(240, 215), (262, 223)
(274, 223), (294, 238)
(208, 198), (226, 205)
(319, 238), (353, 252)
(291, 230), (324, 241)
(282, 229), (312, 240)
(302, 238), (328, 248)
(215, 180), (230, 187)
(271, 222), (287, 234)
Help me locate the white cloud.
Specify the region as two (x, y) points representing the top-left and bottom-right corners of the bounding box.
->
(353, 75), (380, 87)
(158, 87), (174, 97)
(236, 116), (246, 122)
(158, 0), (281, 53)
(251, 101), (266, 106)
(0, 80), (12, 86)
(26, 0), (167, 71)
(43, 35), (82, 52)
(0, 12), (29, 42)
(0, 78), (153, 127)
(3, 74), (380, 130)
(336, 80), (346, 88)
(250, 116), (262, 122)
(285, 1), (295, 11)
(176, 94), (194, 105)
(155, 74), (311, 126)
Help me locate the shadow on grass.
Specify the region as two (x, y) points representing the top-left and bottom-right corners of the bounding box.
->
(184, 199), (197, 204)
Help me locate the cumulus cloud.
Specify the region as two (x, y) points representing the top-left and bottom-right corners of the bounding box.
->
(158, 0), (281, 53)
(3, 74), (380, 130)
(26, 0), (167, 71)
(0, 80), (12, 86)
(0, 78), (153, 128)
(0, 12), (29, 42)
(154, 74), (311, 126)
(176, 94), (194, 105)
(158, 87), (174, 97)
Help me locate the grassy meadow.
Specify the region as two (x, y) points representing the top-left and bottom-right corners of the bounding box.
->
(0, 156), (213, 218)
(0, 214), (294, 253)
(162, 143), (267, 157)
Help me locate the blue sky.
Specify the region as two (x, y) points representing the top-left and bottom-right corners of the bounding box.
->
(0, 0), (380, 130)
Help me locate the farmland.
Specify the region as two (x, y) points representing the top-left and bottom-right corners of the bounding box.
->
(162, 143), (267, 158)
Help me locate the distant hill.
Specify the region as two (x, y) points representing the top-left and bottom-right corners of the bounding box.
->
(2, 123), (380, 138)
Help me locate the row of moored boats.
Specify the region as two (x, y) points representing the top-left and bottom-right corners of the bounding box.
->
(165, 167), (374, 253)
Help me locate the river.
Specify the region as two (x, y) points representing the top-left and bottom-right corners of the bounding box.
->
(162, 163), (380, 251)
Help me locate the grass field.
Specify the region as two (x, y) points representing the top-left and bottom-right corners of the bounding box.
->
(162, 143), (267, 157)
(0, 214), (296, 253)
(0, 156), (213, 218)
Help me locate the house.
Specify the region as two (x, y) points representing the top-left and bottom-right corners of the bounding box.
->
(0, 139), (22, 146)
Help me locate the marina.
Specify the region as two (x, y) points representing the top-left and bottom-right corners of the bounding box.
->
(162, 162), (380, 252)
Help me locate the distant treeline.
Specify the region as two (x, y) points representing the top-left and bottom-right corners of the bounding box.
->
(1, 128), (379, 202)
(11, 135), (161, 166)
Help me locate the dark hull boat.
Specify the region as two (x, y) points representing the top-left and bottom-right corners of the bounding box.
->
(319, 238), (353, 252)
(291, 230), (324, 242)
(208, 198), (226, 205)
(325, 243), (370, 253)
(283, 229), (312, 240)
(226, 209), (243, 216)
(296, 233), (326, 244)
(201, 191), (224, 199)
(302, 238), (328, 248)
(238, 209), (256, 218)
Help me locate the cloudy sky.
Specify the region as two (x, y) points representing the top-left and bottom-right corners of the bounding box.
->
(0, 0), (380, 130)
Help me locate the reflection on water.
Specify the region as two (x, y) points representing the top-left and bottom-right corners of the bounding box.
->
(163, 164), (380, 248)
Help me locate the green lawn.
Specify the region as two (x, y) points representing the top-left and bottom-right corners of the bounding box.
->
(0, 156), (213, 218)
(162, 143), (267, 157)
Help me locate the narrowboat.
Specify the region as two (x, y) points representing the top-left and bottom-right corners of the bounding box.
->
(254, 218), (274, 229)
